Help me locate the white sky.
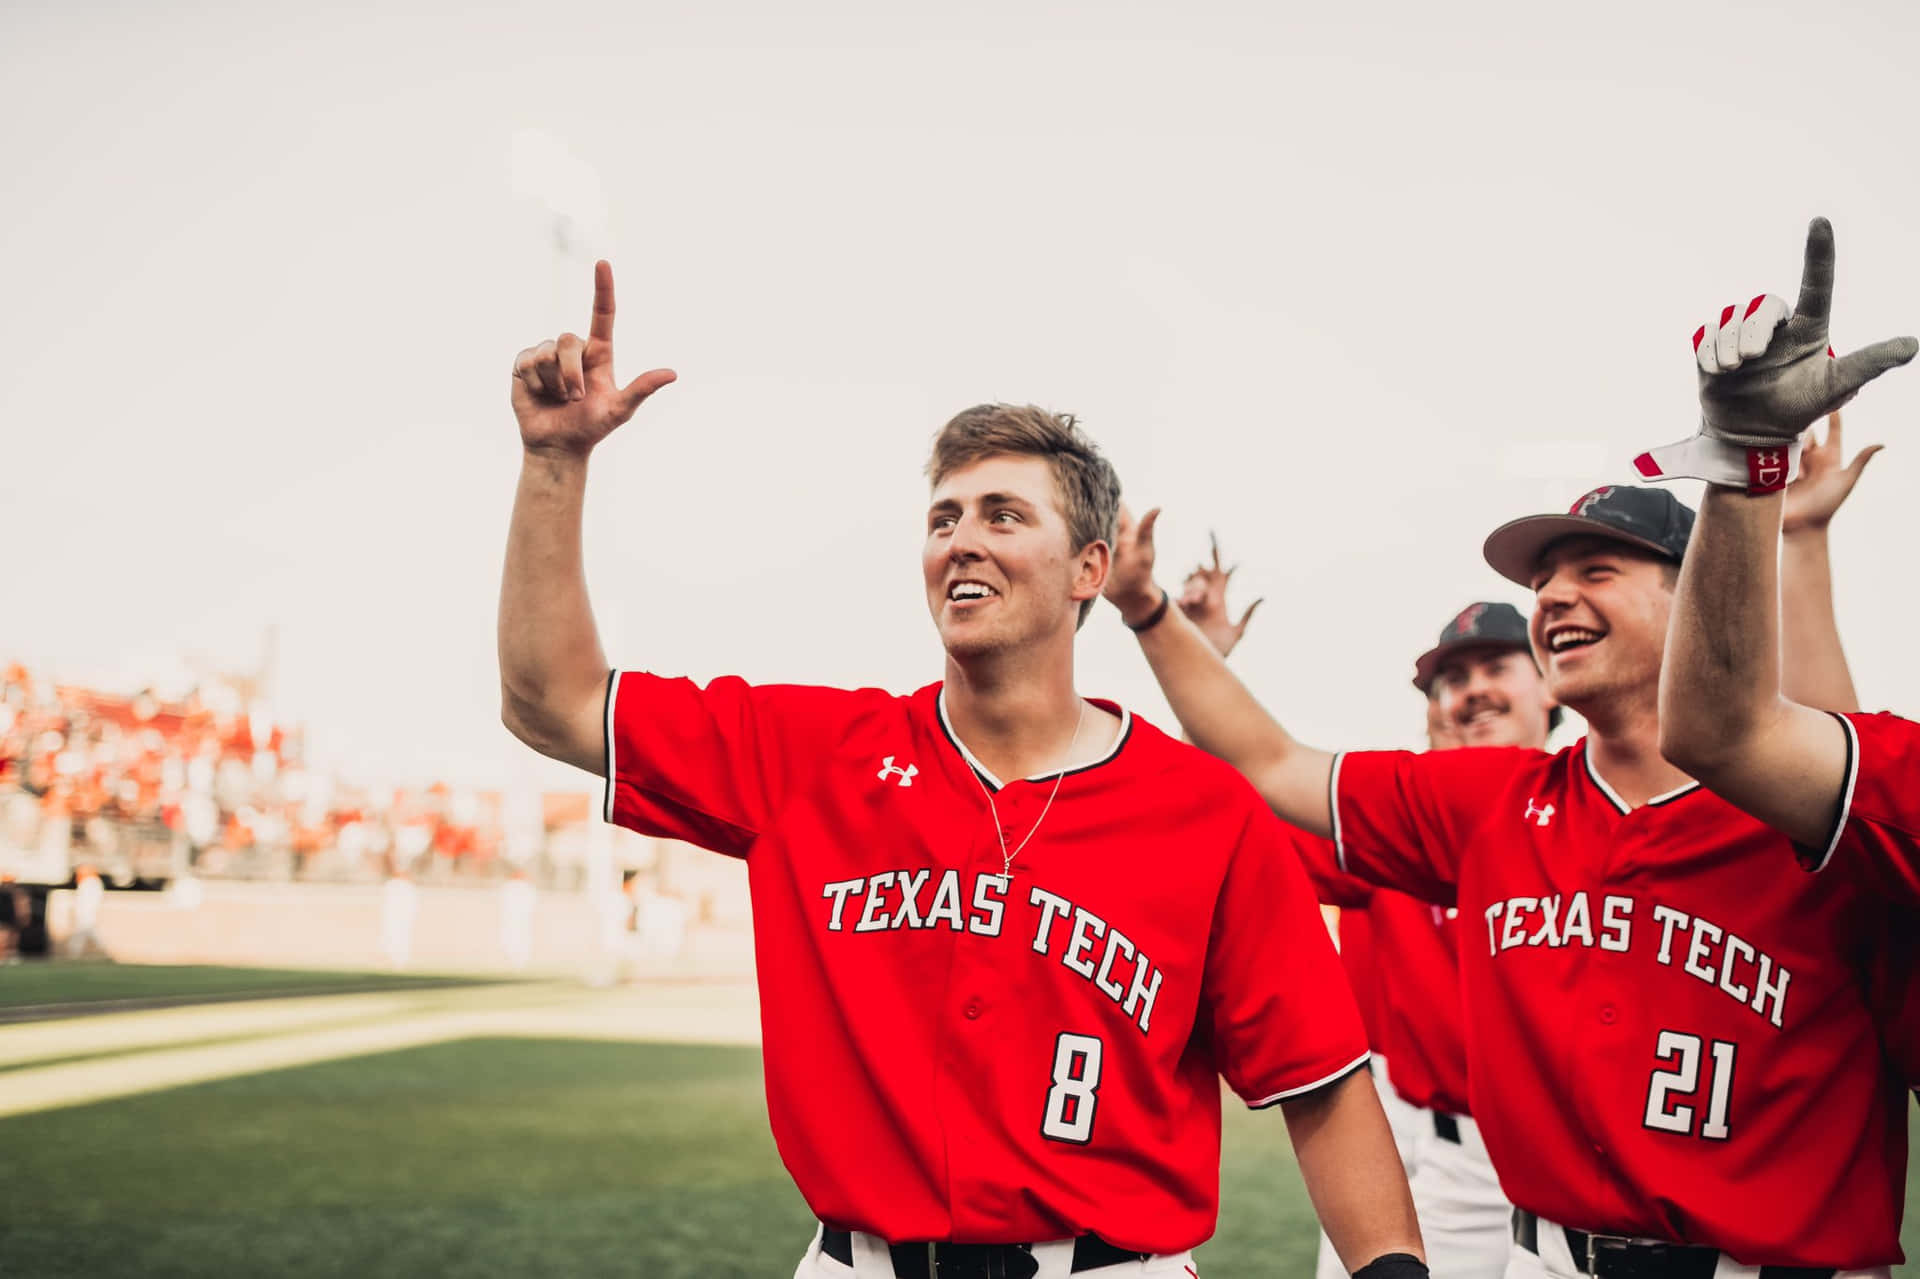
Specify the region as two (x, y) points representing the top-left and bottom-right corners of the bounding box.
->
(4, 0), (1918, 797)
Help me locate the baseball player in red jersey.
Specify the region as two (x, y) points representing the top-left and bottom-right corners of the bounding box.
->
(1106, 466), (1913, 1269)
(498, 263), (1428, 1277)
(1651, 218), (1920, 911)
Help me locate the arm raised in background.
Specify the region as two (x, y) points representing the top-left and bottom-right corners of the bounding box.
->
(1658, 219), (1915, 848)
(498, 261), (677, 774)
(1778, 409), (1880, 713)
(1104, 505), (1336, 837)
(1176, 531), (1264, 659)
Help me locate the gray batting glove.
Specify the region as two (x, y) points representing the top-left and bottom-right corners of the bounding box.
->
(1695, 218), (1917, 447)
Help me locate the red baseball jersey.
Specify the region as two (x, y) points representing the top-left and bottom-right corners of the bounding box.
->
(605, 674), (1368, 1254)
(1331, 739), (1910, 1270)
(1295, 835), (1470, 1116)
(1814, 712), (1920, 906)
(1335, 898), (1385, 1049)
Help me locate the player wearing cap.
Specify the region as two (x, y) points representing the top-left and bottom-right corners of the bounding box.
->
(498, 263), (1427, 1278)
(1106, 460), (1914, 1271)
(1651, 218), (1920, 908)
(1180, 561), (1545, 1279)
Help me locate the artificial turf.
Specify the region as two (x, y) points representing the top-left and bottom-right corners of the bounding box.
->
(0, 1035), (1914, 1276)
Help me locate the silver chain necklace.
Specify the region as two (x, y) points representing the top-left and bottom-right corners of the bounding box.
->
(962, 698), (1088, 885)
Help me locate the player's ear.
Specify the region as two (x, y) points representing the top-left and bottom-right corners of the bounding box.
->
(1072, 539), (1111, 604)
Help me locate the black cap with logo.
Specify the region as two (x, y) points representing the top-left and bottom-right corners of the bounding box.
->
(1481, 485), (1696, 588)
(1412, 602), (1532, 694)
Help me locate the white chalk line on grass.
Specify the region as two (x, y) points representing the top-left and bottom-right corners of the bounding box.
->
(0, 981), (763, 1119)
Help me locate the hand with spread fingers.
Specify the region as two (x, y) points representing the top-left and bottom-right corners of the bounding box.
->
(510, 260), (677, 456)
(1781, 409), (1883, 536)
(1695, 218), (1916, 446)
(1178, 533), (1264, 659)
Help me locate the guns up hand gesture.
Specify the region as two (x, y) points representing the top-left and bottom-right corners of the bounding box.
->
(510, 261), (676, 457)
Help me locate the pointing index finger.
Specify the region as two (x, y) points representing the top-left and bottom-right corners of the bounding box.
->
(1795, 218), (1836, 325)
(590, 260), (618, 343)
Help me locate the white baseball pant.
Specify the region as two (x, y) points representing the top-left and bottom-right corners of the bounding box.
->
(792, 1227), (1198, 1279)
(1405, 1109), (1509, 1278)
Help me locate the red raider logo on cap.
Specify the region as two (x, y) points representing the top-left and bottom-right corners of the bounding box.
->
(1747, 448), (1789, 494)
(1447, 603), (1488, 638)
(1568, 486), (1616, 516)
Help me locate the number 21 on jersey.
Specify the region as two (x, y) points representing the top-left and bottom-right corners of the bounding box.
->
(1042, 1033), (1104, 1144)
(1643, 1030), (1736, 1141)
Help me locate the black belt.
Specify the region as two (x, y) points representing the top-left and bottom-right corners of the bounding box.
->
(1512, 1208), (1834, 1279)
(819, 1226), (1149, 1277)
(1431, 1111), (1461, 1144)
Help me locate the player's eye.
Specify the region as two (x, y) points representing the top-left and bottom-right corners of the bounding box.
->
(991, 509), (1021, 525)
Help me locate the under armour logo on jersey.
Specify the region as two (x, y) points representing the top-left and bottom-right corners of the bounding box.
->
(1524, 799), (1555, 827)
(876, 756), (918, 787)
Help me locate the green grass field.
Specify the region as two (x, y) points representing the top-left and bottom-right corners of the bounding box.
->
(0, 963), (489, 1015)
(0, 967), (1913, 1276)
(0, 1036), (1328, 1277)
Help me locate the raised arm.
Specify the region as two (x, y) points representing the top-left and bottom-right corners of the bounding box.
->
(1656, 220), (1915, 847)
(1105, 506), (1336, 836)
(498, 261), (676, 774)
(1778, 410), (1880, 712)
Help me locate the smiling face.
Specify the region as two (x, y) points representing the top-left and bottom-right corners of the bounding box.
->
(1526, 536), (1676, 714)
(923, 454), (1109, 661)
(1432, 646), (1554, 749)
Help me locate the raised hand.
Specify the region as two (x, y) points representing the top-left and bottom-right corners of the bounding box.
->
(1177, 532), (1263, 658)
(510, 260), (676, 456)
(1781, 409), (1883, 535)
(1695, 218), (1917, 446)
(1103, 503), (1166, 627)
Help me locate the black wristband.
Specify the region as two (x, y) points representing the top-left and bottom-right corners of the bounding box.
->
(1124, 588), (1171, 633)
(1352, 1254), (1428, 1279)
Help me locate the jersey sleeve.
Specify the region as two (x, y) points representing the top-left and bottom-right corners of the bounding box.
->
(602, 671), (858, 857)
(1291, 829), (1373, 910)
(1202, 803), (1371, 1109)
(1330, 747), (1530, 906)
(1813, 713), (1920, 906)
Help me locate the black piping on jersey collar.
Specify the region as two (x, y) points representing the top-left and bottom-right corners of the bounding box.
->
(935, 687), (1133, 793)
(1581, 743), (1700, 816)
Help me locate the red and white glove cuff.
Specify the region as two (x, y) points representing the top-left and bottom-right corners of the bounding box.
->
(1633, 433), (1800, 495)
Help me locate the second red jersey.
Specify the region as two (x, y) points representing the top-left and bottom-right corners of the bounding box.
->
(1297, 836), (1471, 1116)
(606, 674), (1367, 1255)
(1332, 740), (1909, 1270)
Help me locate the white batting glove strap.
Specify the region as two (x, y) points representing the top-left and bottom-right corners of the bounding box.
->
(1633, 432), (1801, 495)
